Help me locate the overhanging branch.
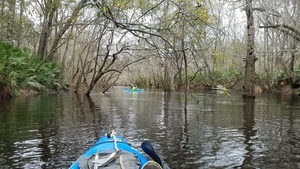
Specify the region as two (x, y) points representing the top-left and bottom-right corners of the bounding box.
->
(93, 0), (177, 54)
(259, 24), (300, 41)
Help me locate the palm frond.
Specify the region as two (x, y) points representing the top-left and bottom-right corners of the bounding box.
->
(26, 81), (47, 91)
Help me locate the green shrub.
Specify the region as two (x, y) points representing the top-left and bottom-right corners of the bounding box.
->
(0, 41), (62, 97)
(134, 77), (147, 87)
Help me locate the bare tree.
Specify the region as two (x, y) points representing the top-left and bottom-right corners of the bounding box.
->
(243, 0), (256, 98)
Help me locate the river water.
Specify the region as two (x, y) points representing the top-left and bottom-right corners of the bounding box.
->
(0, 87), (300, 169)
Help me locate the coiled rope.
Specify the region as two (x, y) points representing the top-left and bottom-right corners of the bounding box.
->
(111, 130), (124, 169)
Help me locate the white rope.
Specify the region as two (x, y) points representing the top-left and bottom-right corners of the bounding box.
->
(111, 130), (125, 169)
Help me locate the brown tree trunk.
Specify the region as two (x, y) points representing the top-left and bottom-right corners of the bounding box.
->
(243, 0), (256, 98)
(164, 56), (174, 91)
(288, 42), (297, 85)
(74, 43), (92, 93)
(17, 0), (24, 47)
(7, 0), (16, 42)
(0, 0), (4, 40)
(58, 32), (71, 85)
(47, 0), (88, 61)
(37, 0), (57, 58)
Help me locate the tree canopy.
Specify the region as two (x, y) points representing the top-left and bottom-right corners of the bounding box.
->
(1, 0), (300, 97)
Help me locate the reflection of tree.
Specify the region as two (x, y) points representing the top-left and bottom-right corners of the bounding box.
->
(75, 94), (87, 123)
(184, 91), (188, 141)
(162, 91), (190, 168)
(36, 95), (62, 166)
(86, 95), (102, 139)
(0, 95), (62, 167)
(0, 99), (15, 167)
(241, 98), (256, 168)
(285, 95), (300, 166)
(161, 92), (175, 167)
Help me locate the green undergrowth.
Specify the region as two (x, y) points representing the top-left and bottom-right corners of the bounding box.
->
(0, 41), (67, 98)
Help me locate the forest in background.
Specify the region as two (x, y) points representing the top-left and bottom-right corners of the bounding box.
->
(0, 0), (300, 98)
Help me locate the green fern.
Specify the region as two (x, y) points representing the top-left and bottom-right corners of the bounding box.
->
(0, 41), (63, 97)
(26, 81), (47, 91)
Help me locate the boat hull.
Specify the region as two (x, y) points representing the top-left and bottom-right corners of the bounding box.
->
(69, 134), (148, 169)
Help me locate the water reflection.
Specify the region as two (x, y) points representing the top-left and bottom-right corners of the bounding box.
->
(282, 94), (300, 167)
(241, 98), (256, 168)
(1, 90), (300, 169)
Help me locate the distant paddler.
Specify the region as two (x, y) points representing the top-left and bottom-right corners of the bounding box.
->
(131, 84), (138, 91)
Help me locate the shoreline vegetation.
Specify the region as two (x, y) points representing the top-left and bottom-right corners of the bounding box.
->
(1, 1), (300, 99)
(1, 41), (300, 98)
(15, 86), (300, 98)
(15, 82), (300, 98)
(0, 42), (69, 98)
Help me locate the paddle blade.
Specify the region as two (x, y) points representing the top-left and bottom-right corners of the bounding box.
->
(141, 141), (163, 167)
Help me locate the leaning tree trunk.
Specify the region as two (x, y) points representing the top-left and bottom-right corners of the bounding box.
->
(48, 0), (88, 61)
(243, 0), (256, 98)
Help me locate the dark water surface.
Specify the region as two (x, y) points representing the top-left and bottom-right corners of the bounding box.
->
(1, 87), (300, 169)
